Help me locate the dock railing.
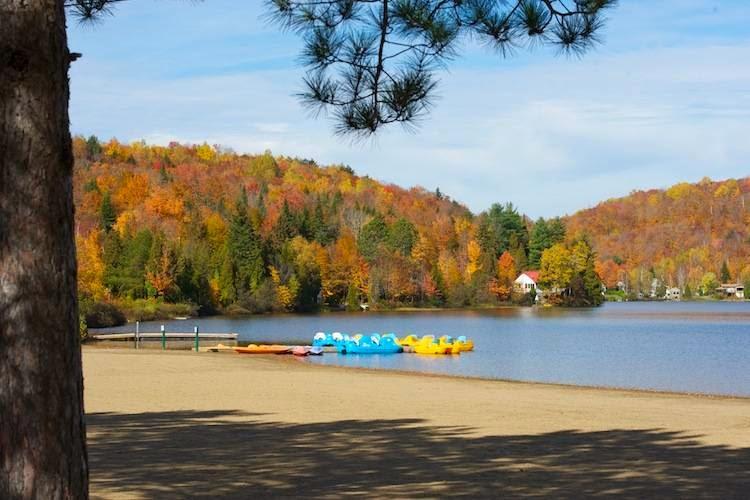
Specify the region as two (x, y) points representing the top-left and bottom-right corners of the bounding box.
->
(89, 322), (238, 351)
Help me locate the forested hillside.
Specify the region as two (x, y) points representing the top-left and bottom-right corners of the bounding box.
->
(568, 177), (750, 296)
(74, 137), (599, 323)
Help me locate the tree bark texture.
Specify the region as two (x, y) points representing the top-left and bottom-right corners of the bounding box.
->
(0, 1), (89, 498)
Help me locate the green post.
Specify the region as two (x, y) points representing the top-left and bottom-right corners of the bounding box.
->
(194, 325), (199, 352)
(135, 321), (140, 349)
(161, 324), (166, 350)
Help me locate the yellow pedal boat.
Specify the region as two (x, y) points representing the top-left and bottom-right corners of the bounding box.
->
(440, 335), (473, 353)
(413, 336), (455, 355)
(399, 334), (421, 347)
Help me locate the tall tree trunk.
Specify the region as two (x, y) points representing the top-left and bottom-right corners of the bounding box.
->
(0, 1), (89, 498)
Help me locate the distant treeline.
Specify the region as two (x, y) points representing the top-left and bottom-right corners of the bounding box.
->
(567, 176), (750, 298)
(74, 137), (603, 325)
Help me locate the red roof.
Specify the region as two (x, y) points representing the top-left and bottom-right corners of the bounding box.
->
(521, 271), (540, 283)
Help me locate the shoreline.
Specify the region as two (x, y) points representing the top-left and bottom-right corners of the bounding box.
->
(83, 347), (750, 498)
(84, 344), (750, 400)
(292, 355), (750, 401)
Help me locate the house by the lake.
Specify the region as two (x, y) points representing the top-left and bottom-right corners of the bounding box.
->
(716, 283), (745, 299)
(515, 271), (541, 298)
(665, 287), (681, 301)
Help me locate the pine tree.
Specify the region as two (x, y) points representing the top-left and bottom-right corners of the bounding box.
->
(86, 134), (102, 160)
(227, 194), (265, 297)
(528, 218), (550, 269)
(477, 203), (528, 259)
(358, 214), (388, 261)
(273, 200), (299, 244)
(529, 217), (566, 269)
(99, 191), (117, 232)
(387, 218), (418, 256)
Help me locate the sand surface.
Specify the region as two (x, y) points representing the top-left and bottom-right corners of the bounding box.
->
(83, 348), (750, 498)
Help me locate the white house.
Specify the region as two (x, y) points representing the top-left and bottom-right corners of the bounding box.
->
(716, 283), (745, 299)
(665, 287), (681, 301)
(514, 271), (541, 295)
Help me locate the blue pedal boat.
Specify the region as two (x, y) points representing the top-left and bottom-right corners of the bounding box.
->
(337, 334), (403, 354)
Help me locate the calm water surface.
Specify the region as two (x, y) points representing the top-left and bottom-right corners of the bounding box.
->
(96, 302), (750, 397)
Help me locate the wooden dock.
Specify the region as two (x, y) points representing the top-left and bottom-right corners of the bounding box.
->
(89, 332), (238, 341)
(89, 332), (238, 351)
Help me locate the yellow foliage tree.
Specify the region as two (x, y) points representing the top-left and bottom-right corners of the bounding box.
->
(714, 179), (740, 198)
(270, 266), (299, 311)
(539, 243), (573, 291)
(76, 230), (107, 300)
(196, 143), (216, 163)
(438, 251), (461, 290)
(465, 239), (483, 282)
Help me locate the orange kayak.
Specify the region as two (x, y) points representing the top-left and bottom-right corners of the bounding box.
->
(234, 344), (291, 355)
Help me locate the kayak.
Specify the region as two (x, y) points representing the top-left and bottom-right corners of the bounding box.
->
(292, 345), (325, 356)
(235, 344), (291, 355)
(292, 346), (309, 356)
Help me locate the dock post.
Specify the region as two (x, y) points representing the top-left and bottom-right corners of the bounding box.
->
(194, 325), (199, 352)
(135, 321), (140, 349)
(161, 324), (166, 350)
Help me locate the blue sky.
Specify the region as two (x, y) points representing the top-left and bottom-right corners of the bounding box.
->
(67, 1), (750, 218)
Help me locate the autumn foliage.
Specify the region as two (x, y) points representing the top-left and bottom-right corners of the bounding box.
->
(566, 177), (750, 296)
(76, 137), (547, 314)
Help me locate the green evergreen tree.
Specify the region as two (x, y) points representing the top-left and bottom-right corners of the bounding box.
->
(528, 218), (550, 269)
(308, 200), (338, 246)
(387, 218), (418, 256)
(226, 194), (265, 297)
(528, 217), (566, 269)
(86, 135), (102, 160)
(273, 200), (299, 244)
(99, 191), (116, 232)
(548, 217), (567, 243)
(218, 250), (237, 305)
(358, 214), (388, 261)
(477, 203), (528, 259)
(683, 284), (693, 299)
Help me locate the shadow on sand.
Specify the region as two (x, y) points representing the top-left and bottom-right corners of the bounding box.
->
(87, 410), (749, 498)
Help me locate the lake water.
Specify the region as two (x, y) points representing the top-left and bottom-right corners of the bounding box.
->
(95, 302), (750, 397)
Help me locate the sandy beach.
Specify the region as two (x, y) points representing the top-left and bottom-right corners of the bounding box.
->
(84, 348), (750, 498)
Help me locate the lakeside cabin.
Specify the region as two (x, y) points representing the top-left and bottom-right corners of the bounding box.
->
(514, 271), (541, 301)
(716, 283), (745, 299)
